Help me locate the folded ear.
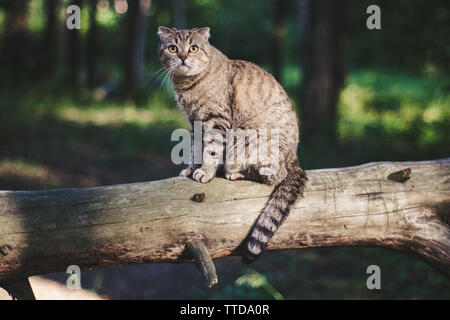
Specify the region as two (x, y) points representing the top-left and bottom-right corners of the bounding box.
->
(157, 26), (174, 40)
(195, 27), (210, 39)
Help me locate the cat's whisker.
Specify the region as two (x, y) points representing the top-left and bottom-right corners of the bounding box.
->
(160, 66), (174, 92)
(143, 67), (166, 85)
(147, 67), (172, 90)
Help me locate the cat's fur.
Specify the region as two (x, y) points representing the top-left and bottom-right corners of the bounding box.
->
(157, 26), (307, 262)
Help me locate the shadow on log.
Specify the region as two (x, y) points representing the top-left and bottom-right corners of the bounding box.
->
(0, 159), (449, 291)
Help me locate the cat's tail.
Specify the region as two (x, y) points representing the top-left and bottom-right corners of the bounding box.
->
(242, 156), (307, 263)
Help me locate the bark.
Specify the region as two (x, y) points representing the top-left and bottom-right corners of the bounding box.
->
(0, 159), (449, 283)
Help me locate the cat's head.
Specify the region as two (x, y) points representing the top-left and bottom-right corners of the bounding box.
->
(157, 27), (211, 77)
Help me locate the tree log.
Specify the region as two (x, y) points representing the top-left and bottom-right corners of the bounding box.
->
(0, 159), (449, 283)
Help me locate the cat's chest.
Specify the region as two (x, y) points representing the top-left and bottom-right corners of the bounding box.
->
(175, 88), (229, 121)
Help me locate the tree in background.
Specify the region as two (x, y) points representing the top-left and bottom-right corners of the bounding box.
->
(0, 0), (30, 80)
(173, 0), (186, 28)
(87, 0), (98, 87)
(43, 0), (58, 78)
(122, 0), (151, 100)
(66, 0), (82, 87)
(271, 0), (287, 82)
(298, 0), (346, 142)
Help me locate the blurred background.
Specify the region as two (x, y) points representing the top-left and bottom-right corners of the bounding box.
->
(0, 0), (449, 299)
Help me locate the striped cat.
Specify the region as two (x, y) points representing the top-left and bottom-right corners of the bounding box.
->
(157, 26), (307, 262)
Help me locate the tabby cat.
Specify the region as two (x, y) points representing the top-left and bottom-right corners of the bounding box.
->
(157, 26), (307, 262)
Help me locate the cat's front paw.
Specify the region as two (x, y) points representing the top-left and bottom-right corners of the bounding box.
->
(193, 168), (214, 183)
(179, 168), (193, 177)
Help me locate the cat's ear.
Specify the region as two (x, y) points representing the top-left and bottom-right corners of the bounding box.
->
(157, 26), (174, 40)
(196, 27), (210, 40)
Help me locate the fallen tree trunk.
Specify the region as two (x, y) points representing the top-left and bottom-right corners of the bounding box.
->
(0, 159), (449, 284)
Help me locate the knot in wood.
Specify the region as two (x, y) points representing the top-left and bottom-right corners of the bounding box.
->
(191, 192), (206, 203)
(388, 168), (412, 183)
(0, 245), (12, 256)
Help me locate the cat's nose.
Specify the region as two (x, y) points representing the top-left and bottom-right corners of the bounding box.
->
(179, 55), (187, 62)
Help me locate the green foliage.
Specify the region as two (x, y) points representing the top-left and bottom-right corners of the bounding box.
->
(27, 0), (45, 33)
(96, 4), (120, 29)
(235, 270), (285, 300)
(337, 70), (450, 163)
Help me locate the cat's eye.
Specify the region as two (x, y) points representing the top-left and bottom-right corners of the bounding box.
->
(189, 45), (199, 53)
(168, 45), (178, 53)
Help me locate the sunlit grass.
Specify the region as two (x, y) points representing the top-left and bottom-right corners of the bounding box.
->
(0, 159), (60, 188)
(5, 84), (189, 129)
(0, 159), (43, 173)
(57, 105), (154, 126)
(56, 100), (188, 128)
(337, 70), (450, 151)
(423, 97), (450, 123)
(235, 269), (284, 300)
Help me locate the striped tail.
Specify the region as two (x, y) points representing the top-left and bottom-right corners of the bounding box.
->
(242, 158), (307, 263)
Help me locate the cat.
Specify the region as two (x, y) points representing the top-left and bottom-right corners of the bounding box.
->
(157, 26), (307, 262)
